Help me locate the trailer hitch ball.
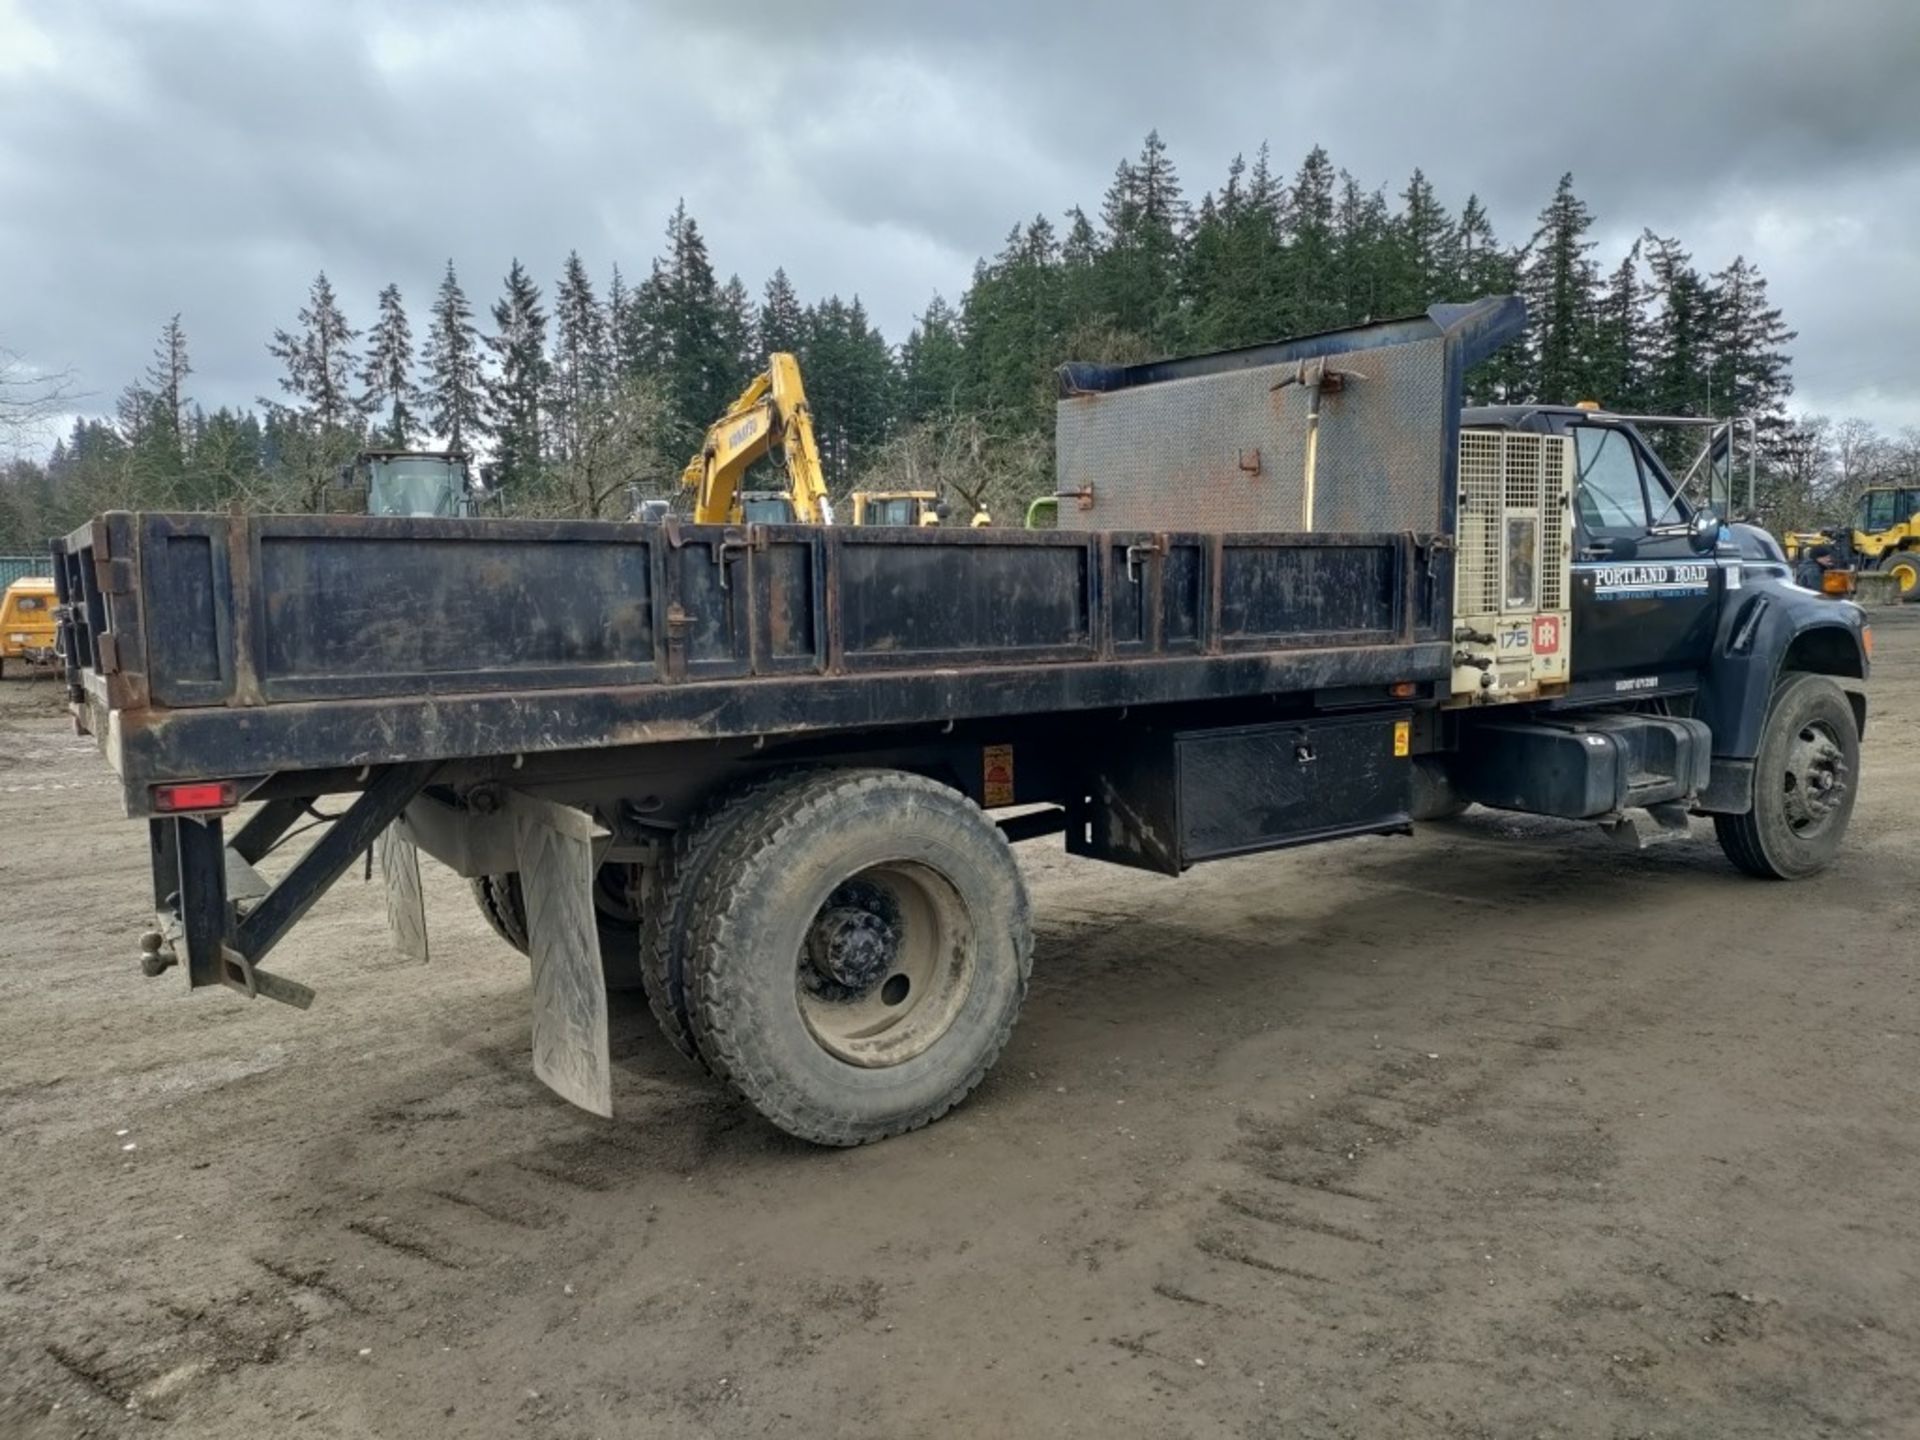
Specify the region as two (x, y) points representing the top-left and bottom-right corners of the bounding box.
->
(137, 930), (176, 978)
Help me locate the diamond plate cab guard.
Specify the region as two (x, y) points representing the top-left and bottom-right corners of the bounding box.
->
(1052, 298), (1525, 535)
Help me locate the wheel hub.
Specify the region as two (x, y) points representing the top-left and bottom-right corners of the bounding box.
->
(1782, 722), (1848, 833)
(805, 906), (898, 993)
(794, 862), (977, 1068)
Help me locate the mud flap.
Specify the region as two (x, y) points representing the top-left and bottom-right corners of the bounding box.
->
(376, 824), (429, 964)
(507, 794), (613, 1118)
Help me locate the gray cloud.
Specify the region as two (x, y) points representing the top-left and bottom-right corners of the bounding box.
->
(3, 0), (1917, 441)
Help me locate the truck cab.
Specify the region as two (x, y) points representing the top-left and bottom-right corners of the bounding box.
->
(1462, 405), (1728, 690)
(1441, 403), (1868, 871)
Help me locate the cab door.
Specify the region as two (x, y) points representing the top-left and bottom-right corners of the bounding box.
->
(1568, 423), (1722, 691)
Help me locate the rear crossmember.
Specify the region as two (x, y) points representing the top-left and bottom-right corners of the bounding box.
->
(144, 762), (438, 1007)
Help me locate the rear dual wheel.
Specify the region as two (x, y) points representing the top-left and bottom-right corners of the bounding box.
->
(469, 865), (646, 990)
(668, 769), (1032, 1146)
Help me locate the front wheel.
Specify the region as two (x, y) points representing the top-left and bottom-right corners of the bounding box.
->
(1880, 550), (1920, 600)
(684, 769), (1032, 1146)
(1714, 672), (1859, 879)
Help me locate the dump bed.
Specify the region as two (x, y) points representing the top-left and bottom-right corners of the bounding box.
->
(52, 299), (1525, 818)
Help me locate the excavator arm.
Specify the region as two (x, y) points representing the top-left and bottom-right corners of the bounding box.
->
(681, 352), (834, 525)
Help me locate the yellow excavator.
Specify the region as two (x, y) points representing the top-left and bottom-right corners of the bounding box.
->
(681, 352), (834, 525)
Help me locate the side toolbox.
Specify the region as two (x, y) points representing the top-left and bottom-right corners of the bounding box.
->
(1069, 714), (1412, 875)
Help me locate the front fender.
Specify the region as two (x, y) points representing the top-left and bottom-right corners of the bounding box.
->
(1696, 576), (1868, 763)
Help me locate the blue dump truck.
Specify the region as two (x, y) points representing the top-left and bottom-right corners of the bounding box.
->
(52, 298), (1868, 1145)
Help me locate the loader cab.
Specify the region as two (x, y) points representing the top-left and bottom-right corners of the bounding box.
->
(1461, 407), (1724, 692)
(355, 450), (476, 518)
(1853, 485), (1920, 560)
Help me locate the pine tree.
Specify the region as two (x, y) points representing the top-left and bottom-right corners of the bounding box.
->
(719, 274), (756, 385)
(1454, 195), (1510, 295)
(960, 217), (1066, 428)
(265, 271), (363, 432)
(359, 283), (422, 449)
(1388, 168), (1457, 314)
(1181, 185), (1234, 349)
(1520, 174), (1599, 403)
(1095, 130), (1187, 349)
(1588, 242), (1646, 412)
(1058, 206), (1104, 329)
(1240, 144), (1289, 328)
(632, 202), (738, 454)
(423, 261), (485, 451)
(1333, 172), (1392, 324)
(801, 295), (896, 488)
(605, 263), (634, 379)
(483, 259), (549, 494)
(1453, 193), (1525, 402)
(549, 252), (605, 465)
(1282, 145), (1341, 335)
(1642, 231), (1712, 420)
(186, 407), (266, 510)
(758, 267), (806, 356)
(1708, 255), (1795, 440)
(144, 314), (192, 459)
(899, 294), (966, 423)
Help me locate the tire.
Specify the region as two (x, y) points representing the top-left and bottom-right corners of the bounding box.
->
(684, 769), (1032, 1147)
(1713, 672), (1859, 880)
(471, 873), (530, 952)
(469, 866), (645, 990)
(1881, 550), (1920, 601)
(640, 771), (819, 1070)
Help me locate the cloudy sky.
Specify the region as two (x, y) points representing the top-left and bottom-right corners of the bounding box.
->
(3, 0), (1917, 450)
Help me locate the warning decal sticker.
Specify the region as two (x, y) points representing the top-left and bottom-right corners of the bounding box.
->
(982, 744), (1015, 807)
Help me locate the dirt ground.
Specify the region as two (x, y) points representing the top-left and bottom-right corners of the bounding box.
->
(1, 618), (1915, 1440)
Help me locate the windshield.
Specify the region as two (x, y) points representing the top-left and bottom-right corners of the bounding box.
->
(368, 457), (464, 517)
(1572, 427), (1647, 535)
(1859, 489), (1904, 532)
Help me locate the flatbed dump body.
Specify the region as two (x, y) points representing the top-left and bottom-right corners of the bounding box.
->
(57, 515), (1445, 815)
(57, 301), (1509, 818)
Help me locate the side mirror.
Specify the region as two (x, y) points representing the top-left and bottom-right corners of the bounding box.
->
(1687, 508), (1721, 555)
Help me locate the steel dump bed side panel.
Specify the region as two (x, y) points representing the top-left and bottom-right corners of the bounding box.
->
(58, 516), (1446, 814)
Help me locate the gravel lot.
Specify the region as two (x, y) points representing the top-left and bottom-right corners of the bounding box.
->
(2, 613), (1915, 1439)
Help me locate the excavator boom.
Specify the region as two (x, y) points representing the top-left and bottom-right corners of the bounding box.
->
(682, 353), (833, 525)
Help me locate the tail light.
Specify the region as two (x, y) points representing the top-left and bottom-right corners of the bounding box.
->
(153, 781), (239, 813)
(1821, 570), (1855, 596)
